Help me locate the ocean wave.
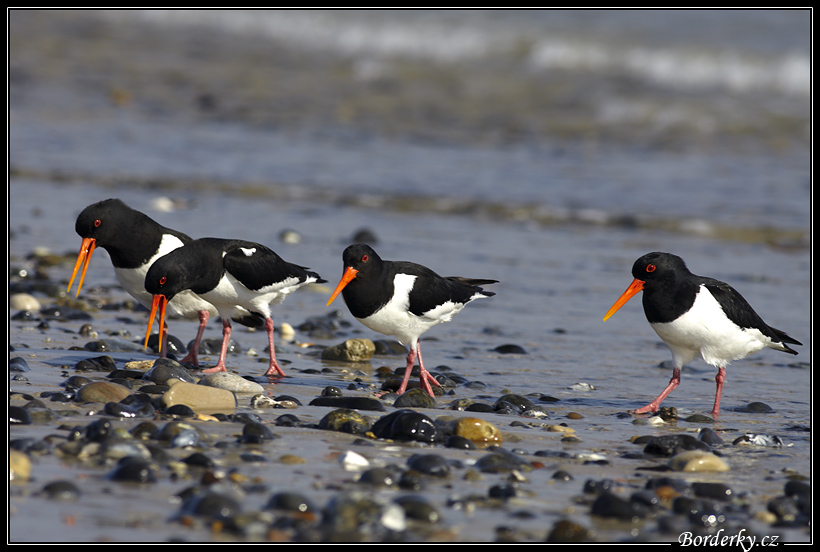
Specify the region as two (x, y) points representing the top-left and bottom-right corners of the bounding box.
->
(107, 9), (809, 98)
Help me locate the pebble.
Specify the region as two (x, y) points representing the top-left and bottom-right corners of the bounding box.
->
(251, 394), (300, 409)
(195, 337), (241, 355)
(393, 495), (441, 524)
(320, 338), (376, 362)
(318, 408), (373, 435)
(407, 453), (451, 477)
(108, 456), (159, 483)
(546, 519), (594, 542)
(370, 409), (441, 444)
(735, 401), (775, 413)
(667, 450), (730, 472)
(40, 480), (82, 500)
(372, 339), (407, 355)
(144, 358), (198, 384)
(9, 406), (31, 425)
(320, 491), (406, 539)
(358, 466), (398, 487)
(698, 427), (724, 446)
(444, 435), (477, 450)
(590, 491), (649, 521)
(474, 448), (532, 474)
(73, 355), (118, 373)
(238, 421), (278, 444)
(10, 357), (30, 372)
(180, 489), (243, 520)
(452, 417), (503, 447)
(683, 413), (714, 423)
(492, 344), (527, 354)
(199, 372), (265, 394)
(308, 396), (386, 411)
(161, 379), (238, 414)
(84, 338), (145, 353)
(76, 381), (133, 403)
(279, 454), (306, 465)
(9, 293), (41, 311)
(493, 393), (550, 418)
(265, 491), (318, 515)
(393, 388), (437, 409)
(643, 433), (712, 456)
(9, 450), (32, 482)
(692, 482), (734, 501)
(545, 424), (575, 434)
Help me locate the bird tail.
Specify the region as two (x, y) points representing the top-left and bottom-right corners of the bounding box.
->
(448, 277), (498, 297)
(768, 326), (802, 355)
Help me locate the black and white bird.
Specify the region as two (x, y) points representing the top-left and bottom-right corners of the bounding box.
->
(327, 244), (497, 397)
(67, 198), (257, 366)
(143, 237), (325, 378)
(603, 252), (802, 418)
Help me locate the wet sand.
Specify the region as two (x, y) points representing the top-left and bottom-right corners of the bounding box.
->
(9, 10), (811, 544)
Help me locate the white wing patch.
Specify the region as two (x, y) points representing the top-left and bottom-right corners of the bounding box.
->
(202, 272), (313, 320)
(240, 247), (257, 257)
(115, 233), (216, 318)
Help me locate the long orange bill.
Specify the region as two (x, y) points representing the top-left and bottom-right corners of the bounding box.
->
(66, 237), (97, 296)
(603, 278), (645, 321)
(327, 266), (359, 306)
(145, 294), (168, 352)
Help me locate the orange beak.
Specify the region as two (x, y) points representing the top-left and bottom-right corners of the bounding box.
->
(66, 237), (97, 297)
(603, 278), (645, 321)
(145, 294), (168, 352)
(327, 266), (359, 306)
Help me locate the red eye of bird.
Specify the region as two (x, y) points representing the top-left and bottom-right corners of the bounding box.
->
(362, 254), (369, 262)
(646, 264), (656, 273)
(159, 276), (167, 285)
(94, 219), (102, 228)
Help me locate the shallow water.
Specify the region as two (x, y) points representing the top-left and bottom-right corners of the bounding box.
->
(9, 9), (811, 543)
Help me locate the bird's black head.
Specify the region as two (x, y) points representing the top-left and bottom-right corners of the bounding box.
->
(631, 252), (690, 285)
(144, 253), (188, 302)
(327, 244), (384, 307)
(603, 252), (691, 322)
(341, 243), (383, 275)
(74, 199), (137, 246)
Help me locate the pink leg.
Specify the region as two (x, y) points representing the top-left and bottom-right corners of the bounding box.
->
(396, 340), (441, 397)
(263, 317), (286, 378)
(396, 348), (416, 395)
(633, 367), (681, 414)
(710, 366), (726, 418)
(202, 318), (231, 374)
(180, 310), (210, 367)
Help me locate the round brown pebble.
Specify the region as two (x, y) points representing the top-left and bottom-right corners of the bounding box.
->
(454, 417), (503, 447)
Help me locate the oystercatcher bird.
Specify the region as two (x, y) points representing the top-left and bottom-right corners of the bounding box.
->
(66, 198), (257, 366)
(603, 252), (802, 418)
(327, 243), (497, 397)
(143, 237), (325, 378)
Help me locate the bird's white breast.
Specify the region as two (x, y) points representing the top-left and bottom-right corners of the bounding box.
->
(650, 284), (769, 368)
(357, 273), (468, 346)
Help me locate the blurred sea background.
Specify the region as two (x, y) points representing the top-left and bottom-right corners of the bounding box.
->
(10, 9), (810, 238)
